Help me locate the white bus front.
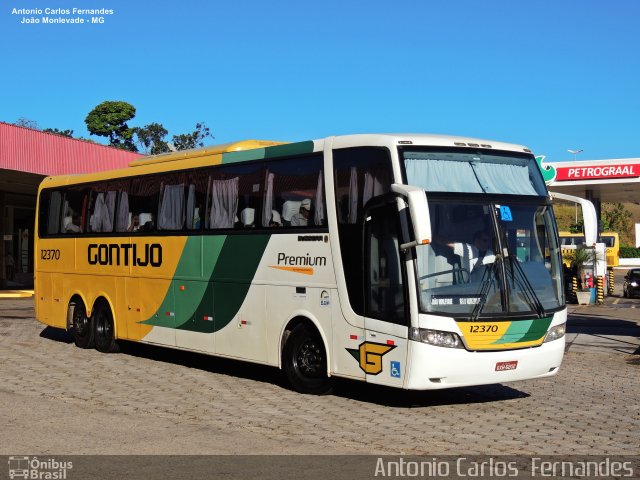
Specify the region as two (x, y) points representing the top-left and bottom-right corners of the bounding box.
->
(397, 147), (567, 389)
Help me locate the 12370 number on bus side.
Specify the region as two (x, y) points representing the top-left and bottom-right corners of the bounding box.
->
(40, 249), (60, 260)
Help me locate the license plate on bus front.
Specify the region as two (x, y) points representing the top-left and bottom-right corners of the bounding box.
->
(495, 361), (518, 371)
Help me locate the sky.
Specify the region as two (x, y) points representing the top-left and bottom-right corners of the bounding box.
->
(1, 0), (639, 161)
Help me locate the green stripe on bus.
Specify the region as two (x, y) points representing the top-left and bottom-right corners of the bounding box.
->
(220, 141), (315, 164)
(491, 317), (552, 344)
(208, 234), (270, 332)
(222, 148), (266, 164)
(517, 317), (552, 342)
(139, 236), (224, 329)
(141, 235), (269, 334)
(264, 141), (314, 158)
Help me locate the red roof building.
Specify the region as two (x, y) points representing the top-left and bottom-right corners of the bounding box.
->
(0, 121), (143, 289)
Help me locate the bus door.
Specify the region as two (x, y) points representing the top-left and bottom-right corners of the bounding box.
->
(362, 201), (408, 388)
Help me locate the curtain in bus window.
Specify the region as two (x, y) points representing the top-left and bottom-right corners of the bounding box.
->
(103, 191), (116, 232)
(363, 171), (384, 207)
(471, 162), (537, 195)
(90, 195), (102, 232)
(47, 191), (62, 234)
(314, 171), (324, 226)
(90, 191), (117, 232)
(204, 177), (212, 229)
(262, 172), (274, 227)
(158, 184), (185, 230)
(348, 167), (358, 224)
(61, 200), (70, 232)
(115, 191), (130, 232)
(209, 177), (239, 228)
(405, 159), (484, 193)
(186, 184), (196, 229)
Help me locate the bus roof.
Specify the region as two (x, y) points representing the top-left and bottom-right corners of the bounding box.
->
(37, 133), (533, 190)
(129, 139), (286, 167)
(328, 133), (531, 154)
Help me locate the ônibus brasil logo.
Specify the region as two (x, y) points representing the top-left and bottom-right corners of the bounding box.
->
(8, 456), (73, 479)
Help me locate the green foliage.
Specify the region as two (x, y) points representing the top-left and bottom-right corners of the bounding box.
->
(620, 247), (640, 258)
(562, 246), (602, 269)
(85, 101), (138, 152)
(43, 128), (74, 138)
(601, 202), (632, 245)
(554, 202), (636, 246)
(14, 117), (39, 129)
(172, 122), (213, 151)
(552, 205), (578, 232)
(76, 137), (98, 144)
(136, 122), (170, 154)
(568, 221), (583, 234)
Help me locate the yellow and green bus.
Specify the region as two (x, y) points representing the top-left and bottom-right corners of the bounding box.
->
(35, 134), (570, 393)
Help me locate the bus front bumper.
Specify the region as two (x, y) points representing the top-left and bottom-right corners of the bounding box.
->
(404, 336), (565, 390)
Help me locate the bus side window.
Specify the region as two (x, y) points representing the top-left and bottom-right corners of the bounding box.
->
(61, 187), (87, 234)
(40, 190), (63, 235)
(262, 154), (325, 229)
(184, 169), (208, 231)
(333, 147), (393, 316)
(130, 177), (160, 233)
(205, 163), (263, 230)
(365, 203), (406, 325)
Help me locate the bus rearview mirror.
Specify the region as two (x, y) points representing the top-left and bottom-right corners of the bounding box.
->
(391, 184), (432, 250)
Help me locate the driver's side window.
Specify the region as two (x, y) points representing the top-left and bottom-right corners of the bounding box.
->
(364, 203), (406, 325)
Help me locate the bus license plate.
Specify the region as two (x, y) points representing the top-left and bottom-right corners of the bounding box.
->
(495, 361), (518, 371)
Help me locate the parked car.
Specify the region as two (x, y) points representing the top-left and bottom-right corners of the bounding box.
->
(623, 268), (640, 298)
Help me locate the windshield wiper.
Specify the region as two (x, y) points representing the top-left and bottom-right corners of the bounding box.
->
(506, 255), (546, 318)
(470, 257), (500, 321)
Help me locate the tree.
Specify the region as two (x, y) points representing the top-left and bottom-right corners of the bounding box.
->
(14, 117), (39, 129)
(172, 122), (213, 151)
(85, 101), (138, 152)
(43, 128), (74, 138)
(601, 202), (633, 245)
(136, 123), (170, 154)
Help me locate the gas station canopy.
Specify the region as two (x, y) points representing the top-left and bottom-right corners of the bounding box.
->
(545, 158), (640, 204)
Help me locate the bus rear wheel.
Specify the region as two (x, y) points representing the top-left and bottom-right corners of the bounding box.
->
(71, 301), (94, 349)
(283, 323), (331, 394)
(93, 301), (119, 353)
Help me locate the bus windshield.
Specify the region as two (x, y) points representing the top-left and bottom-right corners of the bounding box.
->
(403, 148), (547, 196)
(414, 199), (564, 318)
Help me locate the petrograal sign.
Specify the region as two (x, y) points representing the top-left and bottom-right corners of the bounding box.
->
(555, 164), (639, 181)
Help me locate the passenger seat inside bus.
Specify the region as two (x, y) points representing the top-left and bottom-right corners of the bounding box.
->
(240, 208), (255, 227)
(281, 200), (301, 227)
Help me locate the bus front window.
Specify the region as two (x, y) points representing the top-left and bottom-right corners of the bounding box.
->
(415, 200), (564, 319)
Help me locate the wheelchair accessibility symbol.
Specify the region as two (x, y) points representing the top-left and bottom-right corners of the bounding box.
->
(390, 361), (401, 378)
(499, 206), (513, 222)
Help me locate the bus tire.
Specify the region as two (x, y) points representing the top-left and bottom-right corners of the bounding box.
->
(282, 323), (332, 395)
(93, 301), (120, 353)
(70, 300), (94, 349)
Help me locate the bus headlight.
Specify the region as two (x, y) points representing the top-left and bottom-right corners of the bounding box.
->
(543, 323), (566, 343)
(409, 328), (464, 348)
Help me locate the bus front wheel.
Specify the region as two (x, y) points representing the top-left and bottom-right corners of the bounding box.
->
(71, 301), (94, 349)
(93, 301), (119, 353)
(282, 323), (332, 395)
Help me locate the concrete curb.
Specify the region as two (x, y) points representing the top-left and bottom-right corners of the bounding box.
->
(0, 290), (34, 298)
